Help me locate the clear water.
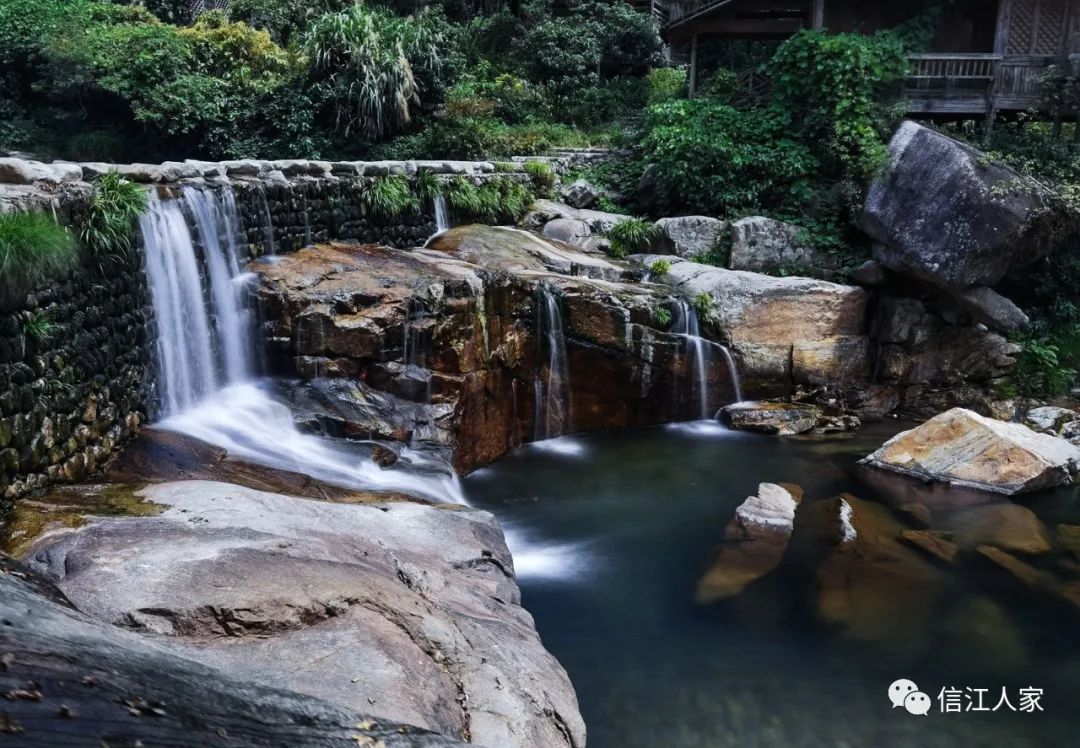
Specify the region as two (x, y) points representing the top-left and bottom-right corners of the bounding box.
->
(464, 423), (1080, 748)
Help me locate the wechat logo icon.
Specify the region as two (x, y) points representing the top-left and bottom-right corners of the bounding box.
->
(889, 679), (930, 716)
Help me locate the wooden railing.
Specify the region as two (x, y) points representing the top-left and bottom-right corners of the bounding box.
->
(906, 53), (1001, 82)
(667, 0), (735, 25)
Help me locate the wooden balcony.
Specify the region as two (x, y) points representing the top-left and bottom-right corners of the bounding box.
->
(904, 52), (1059, 116)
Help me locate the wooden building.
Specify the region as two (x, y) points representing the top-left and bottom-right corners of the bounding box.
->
(662, 0), (1080, 119)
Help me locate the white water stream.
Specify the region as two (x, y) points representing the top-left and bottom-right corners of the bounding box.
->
(140, 189), (462, 504)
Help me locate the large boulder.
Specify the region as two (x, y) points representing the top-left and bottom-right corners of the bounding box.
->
(560, 179), (602, 209)
(653, 216), (726, 258)
(23, 481), (586, 748)
(861, 408), (1080, 495)
(638, 256), (869, 392)
(958, 286), (1029, 334)
(0, 555), (464, 748)
(0, 158), (62, 184)
(861, 121), (1076, 291)
(728, 216), (826, 275)
(696, 483), (803, 603)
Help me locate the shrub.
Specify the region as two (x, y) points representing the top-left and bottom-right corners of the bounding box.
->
(412, 170), (442, 204)
(651, 304), (672, 327)
(305, 5), (447, 139)
(81, 172), (148, 266)
(444, 176), (533, 224)
(649, 258), (672, 276)
(362, 176), (420, 218)
(647, 67), (687, 105)
(0, 212), (77, 306)
(606, 218), (657, 258)
(641, 100), (819, 217)
(692, 291), (716, 324)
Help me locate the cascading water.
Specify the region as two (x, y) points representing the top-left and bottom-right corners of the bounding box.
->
(670, 299), (743, 420)
(533, 284), (571, 441)
(434, 194), (450, 234)
(140, 188), (462, 503)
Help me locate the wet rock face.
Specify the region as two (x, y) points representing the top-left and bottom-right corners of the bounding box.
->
(861, 121), (1077, 292)
(862, 408), (1080, 495)
(638, 256), (869, 394)
(22, 480), (585, 748)
(255, 228), (733, 472)
(0, 555), (467, 748)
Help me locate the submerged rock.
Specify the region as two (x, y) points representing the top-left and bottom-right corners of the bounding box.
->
(23, 480), (586, 748)
(861, 121), (1076, 291)
(797, 494), (947, 652)
(943, 503), (1052, 555)
(721, 401), (821, 436)
(861, 408), (1080, 495)
(0, 555), (466, 748)
(696, 482), (803, 603)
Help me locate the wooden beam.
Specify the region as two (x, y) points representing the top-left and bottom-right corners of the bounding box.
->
(994, 0), (1012, 55)
(669, 18), (806, 40)
(812, 0), (825, 29)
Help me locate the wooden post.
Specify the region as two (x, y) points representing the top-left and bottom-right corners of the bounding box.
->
(812, 0), (825, 30)
(689, 32), (700, 98)
(994, 0), (1012, 55)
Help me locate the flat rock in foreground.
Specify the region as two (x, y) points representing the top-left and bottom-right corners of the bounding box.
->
(0, 555), (465, 748)
(861, 408), (1080, 495)
(22, 481), (585, 748)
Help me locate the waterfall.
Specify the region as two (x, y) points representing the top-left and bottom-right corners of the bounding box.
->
(255, 185), (277, 255)
(140, 189), (462, 504)
(533, 284), (570, 441)
(434, 194), (450, 234)
(402, 300), (433, 405)
(670, 299), (743, 420)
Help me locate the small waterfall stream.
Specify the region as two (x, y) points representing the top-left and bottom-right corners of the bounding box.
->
(671, 299), (743, 420)
(140, 188), (462, 503)
(533, 284), (571, 441)
(434, 194), (450, 234)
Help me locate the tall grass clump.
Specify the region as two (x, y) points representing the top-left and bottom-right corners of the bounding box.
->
(362, 175), (420, 217)
(606, 218), (657, 258)
(0, 211), (77, 307)
(81, 172), (148, 266)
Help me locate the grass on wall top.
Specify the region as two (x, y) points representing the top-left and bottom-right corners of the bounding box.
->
(0, 211), (78, 309)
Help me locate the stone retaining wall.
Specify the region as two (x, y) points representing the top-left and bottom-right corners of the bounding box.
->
(0, 156), (549, 509)
(0, 248), (150, 513)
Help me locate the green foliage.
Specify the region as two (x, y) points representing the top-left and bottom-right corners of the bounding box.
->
(444, 176), (533, 224)
(24, 310), (55, 342)
(80, 172), (148, 266)
(648, 258), (672, 276)
(362, 176), (420, 218)
(305, 4), (448, 139)
(647, 67), (687, 105)
(606, 218), (657, 258)
(412, 170), (442, 204)
(1009, 337), (1077, 399)
(651, 304), (672, 327)
(692, 291), (716, 324)
(0, 212), (77, 307)
(641, 100), (819, 216)
(523, 160), (556, 198)
(769, 30), (908, 179)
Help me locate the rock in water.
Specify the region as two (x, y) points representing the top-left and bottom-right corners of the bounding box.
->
(861, 408), (1080, 495)
(22, 481), (586, 748)
(0, 555), (466, 748)
(696, 483), (802, 603)
(861, 121), (1076, 291)
(721, 401), (821, 436)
